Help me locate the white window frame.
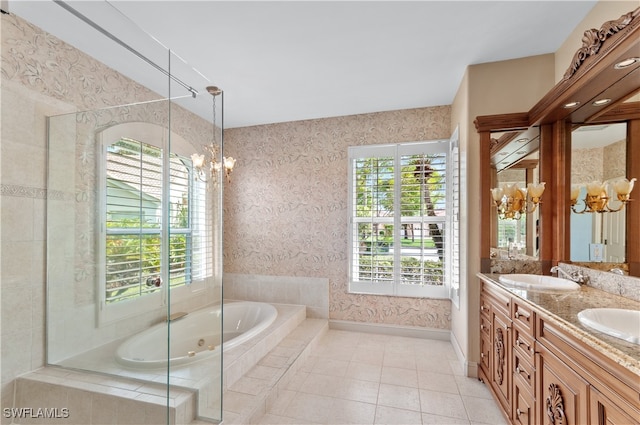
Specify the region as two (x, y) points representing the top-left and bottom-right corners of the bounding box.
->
(97, 122), (207, 325)
(348, 140), (452, 299)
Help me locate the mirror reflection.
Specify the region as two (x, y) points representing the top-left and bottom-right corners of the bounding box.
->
(489, 126), (542, 261)
(493, 154), (541, 260)
(570, 123), (630, 263)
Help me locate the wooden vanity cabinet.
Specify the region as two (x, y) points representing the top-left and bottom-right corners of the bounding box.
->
(590, 387), (640, 425)
(480, 282), (512, 417)
(536, 342), (589, 425)
(479, 279), (640, 425)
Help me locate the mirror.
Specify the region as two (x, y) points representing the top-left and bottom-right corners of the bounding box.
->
(570, 122), (629, 270)
(489, 127), (541, 260)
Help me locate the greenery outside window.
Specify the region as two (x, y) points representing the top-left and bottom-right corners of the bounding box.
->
(348, 141), (451, 298)
(99, 131), (208, 323)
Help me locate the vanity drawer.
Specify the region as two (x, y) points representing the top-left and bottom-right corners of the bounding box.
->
(513, 377), (535, 425)
(513, 351), (534, 391)
(480, 314), (491, 338)
(482, 282), (510, 316)
(480, 334), (491, 372)
(479, 291), (491, 317)
(512, 299), (534, 333)
(513, 323), (535, 364)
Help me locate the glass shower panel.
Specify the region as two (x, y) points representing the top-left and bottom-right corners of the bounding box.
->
(47, 99), (173, 368)
(43, 3), (223, 424)
(167, 50), (224, 423)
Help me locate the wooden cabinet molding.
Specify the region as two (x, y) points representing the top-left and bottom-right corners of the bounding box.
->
(474, 7), (640, 274)
(479, 278), (640, 425)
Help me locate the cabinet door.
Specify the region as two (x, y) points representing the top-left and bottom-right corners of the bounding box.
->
(491, 308), (511, 415)
(537, 348), (589, 425)
(591, 387), (640, 425)
(514, 379), (536, 425)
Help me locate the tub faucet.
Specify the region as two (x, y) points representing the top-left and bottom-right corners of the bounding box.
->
(550, 266), (588, 284)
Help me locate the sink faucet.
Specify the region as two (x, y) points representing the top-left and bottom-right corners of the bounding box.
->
(550, 266), (588, 284)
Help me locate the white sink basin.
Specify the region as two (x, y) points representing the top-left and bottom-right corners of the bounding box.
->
(498, 274), (580, 291)
(578, 308), (640, 344)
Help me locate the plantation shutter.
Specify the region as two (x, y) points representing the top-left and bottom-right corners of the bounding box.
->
(448, 130), (461, 303)
(105, 138), (196, 304)
(349, 141), (450, 298)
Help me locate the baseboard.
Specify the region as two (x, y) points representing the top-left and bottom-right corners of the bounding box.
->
(329, 319), (450, 341)
(449, 330), (478, 378)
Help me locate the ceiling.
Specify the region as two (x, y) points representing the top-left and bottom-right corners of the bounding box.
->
(8, 0), (601, 128)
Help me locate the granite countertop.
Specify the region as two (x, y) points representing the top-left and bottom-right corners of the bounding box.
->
(477, 273), (640, 376)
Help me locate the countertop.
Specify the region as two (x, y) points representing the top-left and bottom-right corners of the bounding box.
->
(477, 273), (640, 376)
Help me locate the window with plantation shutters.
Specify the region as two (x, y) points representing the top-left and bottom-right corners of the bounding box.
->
(100, 134), (208, 321)
(448, 129), (461, 305)
(348, 141), (451, 298)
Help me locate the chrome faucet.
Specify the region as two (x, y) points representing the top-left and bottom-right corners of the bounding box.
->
(550, 266), (588, 284)
(610, 268), (625, 276)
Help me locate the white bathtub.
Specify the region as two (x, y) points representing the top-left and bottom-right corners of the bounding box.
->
(115, 301), (277, 368)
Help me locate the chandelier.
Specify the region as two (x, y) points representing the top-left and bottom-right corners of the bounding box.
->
(191, 86), (236, 184)
(490, 182), (545, 220)
(571, 178), (636, 214)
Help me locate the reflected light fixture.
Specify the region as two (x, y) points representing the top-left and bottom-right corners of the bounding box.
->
(191, 86), (236, 184)
(571, 177), (636, 214)
(490, 182), (545, 220)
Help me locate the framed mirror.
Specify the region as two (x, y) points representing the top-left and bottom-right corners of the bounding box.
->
(476, 6), (640, 275)
(570, 123), (629, 269)
(489, 127), (542, 261)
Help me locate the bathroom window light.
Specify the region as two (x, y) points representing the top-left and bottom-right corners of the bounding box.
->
(99, 136), (208, 321)
(348, 140), (452, 298)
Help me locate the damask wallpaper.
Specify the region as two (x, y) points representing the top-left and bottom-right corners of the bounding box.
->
(224, 107), (454, 329)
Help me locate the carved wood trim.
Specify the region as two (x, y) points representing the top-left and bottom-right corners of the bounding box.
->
(564, 8), (640, 80)
(474, 112), (529, 133)
(545, 383), (566, 425)
(495, 327), (505, 385)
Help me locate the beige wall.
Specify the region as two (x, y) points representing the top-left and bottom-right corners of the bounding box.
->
(223, 107), (454, 328)
(450, 54), (556, 376)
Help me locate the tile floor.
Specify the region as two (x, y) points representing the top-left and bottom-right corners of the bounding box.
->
(253, 329), (507, 425)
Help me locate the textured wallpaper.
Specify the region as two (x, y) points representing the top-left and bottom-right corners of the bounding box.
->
(571, 139), (626, 185)
(224, 107), (454, 328)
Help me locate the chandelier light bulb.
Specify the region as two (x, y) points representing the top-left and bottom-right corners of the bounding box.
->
(613, 177), (636, 196)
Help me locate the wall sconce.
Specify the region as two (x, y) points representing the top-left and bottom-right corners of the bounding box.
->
(191, 85), (236, 185)
(490, 182), (545, 220)
(571, 177), (636, 213)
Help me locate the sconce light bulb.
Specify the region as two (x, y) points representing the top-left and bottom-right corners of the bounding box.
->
(191, 153), (205, 168)
(613, 177), (636, 196)
(224, 156), (236, 170)
(527, 182), (545, 199)
(586, 181), (606, 197)
(502, 183), (518, 198)
(491, 187), (504, 202)
(570, 185), (581, 202)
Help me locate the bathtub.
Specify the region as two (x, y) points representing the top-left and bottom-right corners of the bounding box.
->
(115, 301), (277, 368)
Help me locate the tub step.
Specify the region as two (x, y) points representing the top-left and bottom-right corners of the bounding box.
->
(12, 366), (196, 424)
(219, 317), (329, 424)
